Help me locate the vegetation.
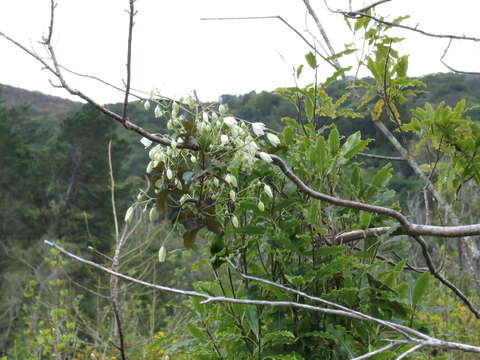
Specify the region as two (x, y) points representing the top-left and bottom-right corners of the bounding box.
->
(2, 2), (480, 359)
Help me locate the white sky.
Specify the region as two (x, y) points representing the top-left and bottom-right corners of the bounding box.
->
(1, 0), (479, 103)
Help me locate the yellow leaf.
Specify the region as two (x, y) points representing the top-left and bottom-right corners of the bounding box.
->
(373, 99), (384, 121)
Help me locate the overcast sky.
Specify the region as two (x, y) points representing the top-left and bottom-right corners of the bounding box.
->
(1, 1), (479, 104)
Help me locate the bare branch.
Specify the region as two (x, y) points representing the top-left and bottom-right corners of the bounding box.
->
(349, 0), (392, 15)
(351, 342), (397, 360)
(122, 0), (136, 122)
(395, 344), (423, 360)
(200, 15), (339, 70)
(301, 0), (342, 71)
(326, 1), (480, 42)
(357, 152), (405, 161)
(440, 39), (480, 76)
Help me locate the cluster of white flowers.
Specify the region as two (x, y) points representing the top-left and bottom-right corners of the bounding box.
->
(137, 98), (284, 233)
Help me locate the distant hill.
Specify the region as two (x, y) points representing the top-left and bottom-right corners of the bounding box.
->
(0, 83), (80, 123)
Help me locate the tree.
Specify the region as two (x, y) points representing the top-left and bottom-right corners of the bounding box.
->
(2, 0), (480, 358)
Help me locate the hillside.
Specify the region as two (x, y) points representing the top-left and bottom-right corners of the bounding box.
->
(0, 83), (80, 122)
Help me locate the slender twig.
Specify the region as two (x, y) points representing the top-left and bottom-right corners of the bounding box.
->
(301, 0), (343, 75)
(357, 152), (405, 161)
(351, 341), (397, 360)
(395, 344), (423, 360)
(440, 39), (480, 75)
(108, 141), (119, 243)
(326, 1), (480, 42)
(200, 15), (338, 70)
(121, 0), (136, 122)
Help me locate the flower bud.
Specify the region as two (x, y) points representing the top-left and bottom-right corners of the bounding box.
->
(149, 207), (157, 222)
(230, 190), (236, 202)
(154, 105), (163, 118)
(144, 100), (151, 111)
(166, 168), (173, 180)
(259, 152), (273, 163)
(264, 184), (273, 198)
(231, 215), (239, 228)
(124, 206), (134, 223)
(267, 133), (280, 146)
(158, 246), (167, 263)
(219, 104), (227, 115)
(221, 134), (229, 145)
(258, 201), (265, 211)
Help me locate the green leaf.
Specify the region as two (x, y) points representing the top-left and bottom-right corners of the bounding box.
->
(245, 305), (259, 338)
(296, 64), (304, 78)
(340, 131), (367, 159)
(412, 272), (430, 308)
(305, 52), (317, 69)
(187, 323), (207, 340)
(328, 126), (340, 155)
(359, 211), (372, 229)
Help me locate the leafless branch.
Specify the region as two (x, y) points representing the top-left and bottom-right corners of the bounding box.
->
(108, 145), (127, 360)
(43, 240), (480, 356)
(395, 344), (423, 359)
(200, 15), (339, 70)
(351, 341), (397, 360)
(348, 0), (392, 15)
(440, 39), (480, 76)
(357, 152), (405, 161)
(326, 1), (480, 42)
(122, 0), (136, 122)
(301, 0), (342, 72)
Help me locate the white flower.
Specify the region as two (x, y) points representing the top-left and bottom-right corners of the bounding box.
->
(213, 178), (219, 187)
(144, 100), (151, 111)
(267, 133), (280, 146)
(221, 134), (229, 145)
(190, 154), (197, 163)
(203, 112), (209, 123)
(224, 116), (237, 127)
(172, 102), (179, 118)
(140, 137), (152, 149)
(154, 105), (163, 118)
(170, 139), (177, 149)
(230, 190), (236, 202)
(264, 184), (273, 198)
(219, 104), (227, 115)
(247, 141), (259, 154)
(259, 151), (273, 163)
(166, 168), (173, 180)
(225, 174), (237, 187)
(251, 122), (266, 137)
(158, 246), (167, 263)
(258, 201), (265, 211)
(146, 160), (156, 174)
(124, 206), (134, 223)
(231, 215), (239, 228)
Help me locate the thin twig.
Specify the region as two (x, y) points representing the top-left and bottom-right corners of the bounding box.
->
(122, 0), (136, 122)
(326, 1), (480, 42)
(357, 152), (405, 161)
(108, 141), (119, 243)
(200, 15), (338, 70)
(440, 39), (480, 75)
